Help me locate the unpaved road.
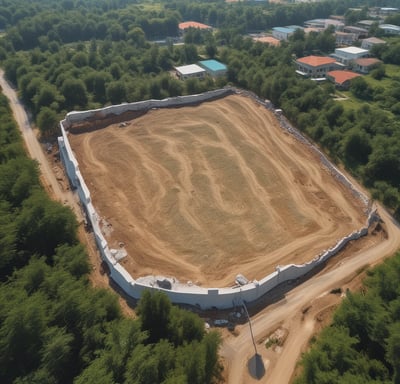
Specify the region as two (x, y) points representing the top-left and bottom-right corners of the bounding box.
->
(221, 206), (400, 383)
(0, 70), (81, 216)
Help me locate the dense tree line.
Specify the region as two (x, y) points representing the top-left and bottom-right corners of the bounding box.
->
(0, 92), (221, 383)
(294, 252), (400, 384)
(2, 37), (219, 134)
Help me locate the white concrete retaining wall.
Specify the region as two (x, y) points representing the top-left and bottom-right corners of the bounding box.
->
(58, 89), (378, 309)
(63, 88), (234, 128)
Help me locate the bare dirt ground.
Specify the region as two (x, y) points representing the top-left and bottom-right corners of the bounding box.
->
(68, 94), (366, 287)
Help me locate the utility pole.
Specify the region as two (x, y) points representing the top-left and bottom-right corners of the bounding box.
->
(242, 297), (257, 355)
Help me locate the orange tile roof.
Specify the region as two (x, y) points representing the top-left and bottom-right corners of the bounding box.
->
(297, 55), (337, 67)
(252, 36), (280, 46)
(179, 21), (212, 30)
(327, 70), (361, 85)
(354, 58), (381, 67)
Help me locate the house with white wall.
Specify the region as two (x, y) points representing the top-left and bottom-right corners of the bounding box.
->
(331, 46), (369, 67)
(361, 37), (386, 50)
(335, 31), (357, 46)
(296, 55), (341, 78)
(379, 24), (400, 35)
(353, 58), (382, 74)
(175, 64), (206, 80)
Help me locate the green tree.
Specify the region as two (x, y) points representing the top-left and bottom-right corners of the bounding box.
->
(16, 191), (77, 257)
(41, 327), (74, 382)
(137, 290), (171, 343)
(37, 107), (59, 137)
(106, 81), (126, 104)
(61, 78), (88, 109)
(350, 77), (373, 100)
(342, 128), (371, 166)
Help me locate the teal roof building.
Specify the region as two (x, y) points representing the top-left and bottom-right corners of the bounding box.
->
(198, 59), (227, 77)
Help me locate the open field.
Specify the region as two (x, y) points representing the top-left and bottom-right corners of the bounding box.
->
(68, 94), (366, 286)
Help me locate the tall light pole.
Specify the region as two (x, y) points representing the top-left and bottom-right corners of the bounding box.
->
(240, 289), (257, 355)
(240, 289), (265, 380)
(243, 300), (257, 355)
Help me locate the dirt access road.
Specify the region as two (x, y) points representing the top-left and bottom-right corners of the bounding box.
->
(221, 206), (400, 383)
(0, 70), (81, 217)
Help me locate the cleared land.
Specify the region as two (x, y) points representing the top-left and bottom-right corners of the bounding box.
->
(68, 94), (366, 286)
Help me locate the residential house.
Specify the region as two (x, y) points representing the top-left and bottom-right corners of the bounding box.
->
(331, 46), (369, 66)
(379, 24), (400, 35)
(335, 31), (357, 46)
(343, 26), (368, 39)
(361, 37), (386, 50)
(296, 55), (341, 78)
(357, 20), (376, 30)
(353, 58), (382, 74)
(326, 70), (361, 89)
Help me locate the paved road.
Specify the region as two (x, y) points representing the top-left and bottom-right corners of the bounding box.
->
(0, 70), (81, 216)
(221, 206), (400, 383)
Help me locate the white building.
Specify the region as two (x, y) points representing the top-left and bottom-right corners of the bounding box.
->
(175, 64), (206, 80)
(379, 24), (400, 35)
(331, 46), (369, 66)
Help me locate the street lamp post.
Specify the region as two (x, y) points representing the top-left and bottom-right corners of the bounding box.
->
(242, 299), (257, 355)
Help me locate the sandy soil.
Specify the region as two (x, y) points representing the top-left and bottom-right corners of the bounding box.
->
(68, 94), (366, 286)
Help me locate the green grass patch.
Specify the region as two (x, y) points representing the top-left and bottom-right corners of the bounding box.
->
(338, 94), (368, 110)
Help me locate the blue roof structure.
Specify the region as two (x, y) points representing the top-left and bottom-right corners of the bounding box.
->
(199, 59), (227, 72)
(272, 27), (295, 34)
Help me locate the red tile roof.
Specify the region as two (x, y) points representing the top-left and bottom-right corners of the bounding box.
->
(179, 21), (212, 30)
(296, 55), (337, 67)
(327, 70), (361, 85)
(354, 58), (382, 67)
(363, 37), (386, 44)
